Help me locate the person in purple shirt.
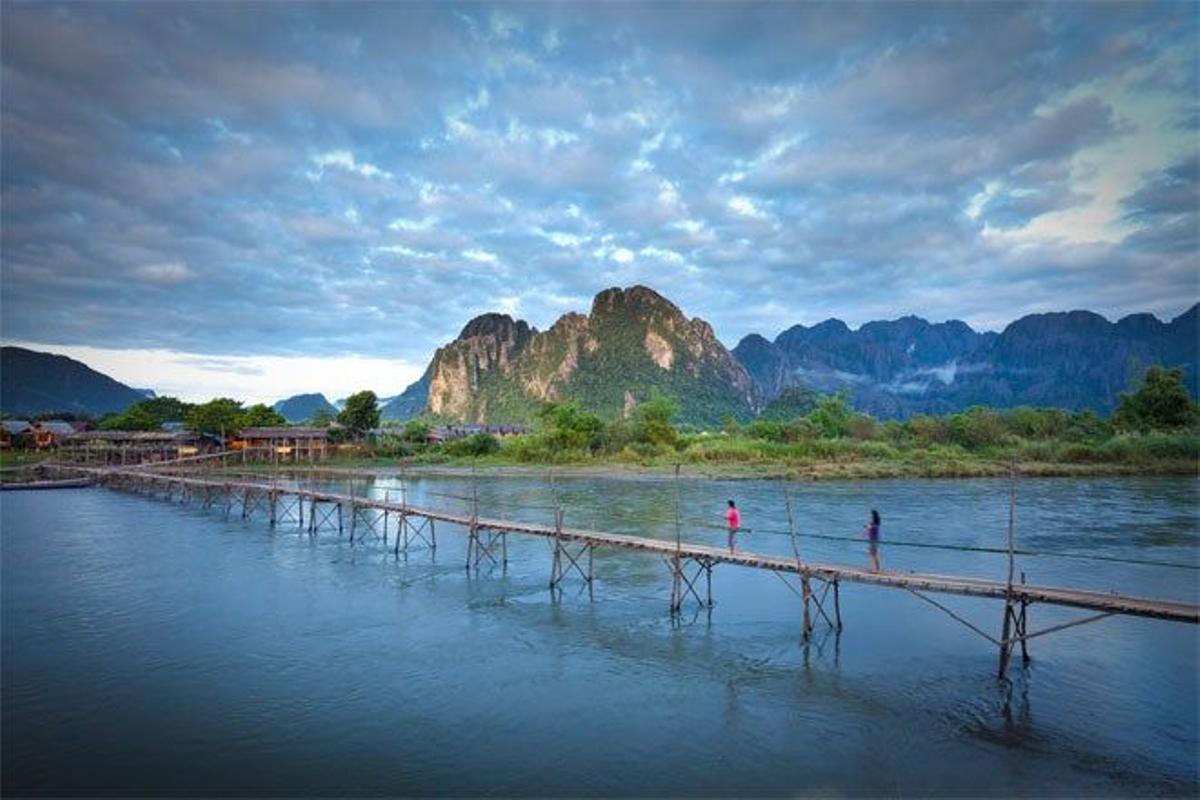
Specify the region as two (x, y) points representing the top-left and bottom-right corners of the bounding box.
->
(863, 509), (881, 572)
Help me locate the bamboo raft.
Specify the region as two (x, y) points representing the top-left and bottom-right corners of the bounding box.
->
(60, 464), (1200, 678)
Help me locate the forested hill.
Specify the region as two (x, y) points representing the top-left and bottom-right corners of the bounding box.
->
(734, 304), (1198, 418)
(272, 393), (336, 423)
(0, 346), (147, 416)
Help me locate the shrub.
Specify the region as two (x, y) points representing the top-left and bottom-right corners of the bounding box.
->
(806, 393), (853, 438)
(948, 406), (1005, 449)
(849, 414), (877, 441)
(907, 414), (948, 445)
(446, 433), (501, 457)
(1112, 366), (1198, 432)
(745, 420), (788, 443)
(538, 401), (604, 451)
(632, 391), (679, 447)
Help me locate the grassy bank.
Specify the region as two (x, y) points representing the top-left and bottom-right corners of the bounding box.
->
(217, 429), (1198, 481)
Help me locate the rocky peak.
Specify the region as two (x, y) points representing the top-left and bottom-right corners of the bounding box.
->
(426, 313), (537, 418)
(547, 311), (590, 336)
(591, 285), (684, 322)
(458, 313), (535, 344)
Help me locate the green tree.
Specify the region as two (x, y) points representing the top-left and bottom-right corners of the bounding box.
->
(101, 396), (194, 431)
(538, 401), (604, 451)
(185, 398), (244, 435)
(948, 406), (1005, 449)
(806, 393), (853, 438)
(238, 404), (286, 428)
(1112, 366), (1197, 431)
(446, 432), (501, 457)
(632, 390), (679, 446)
(310, 407), (336, 427)
(337, 390), (380, 438)
(722, 414), (739, 436)
(402, 418), (433, 442)
(760, 385), (820, 422)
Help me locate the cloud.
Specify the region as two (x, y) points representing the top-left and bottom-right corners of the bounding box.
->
(310, 150), (393, 180)
(0, 1), (1195, 401)
(131, 262), (195, 284)
(462, 248), (498, 264)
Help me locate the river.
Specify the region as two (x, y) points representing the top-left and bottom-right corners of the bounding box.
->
(2, 475), (1197, 796)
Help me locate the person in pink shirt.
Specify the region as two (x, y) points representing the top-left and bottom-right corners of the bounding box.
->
(725, 499), (742, 553)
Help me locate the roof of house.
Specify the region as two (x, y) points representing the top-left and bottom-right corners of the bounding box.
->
(2, 420), (32, 434)
(239, 427), (328, 439)
(36, 421), (77, 435)
(68, 431), (197, 442)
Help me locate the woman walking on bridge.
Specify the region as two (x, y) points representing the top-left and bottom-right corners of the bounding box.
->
(725, 499), (742, 553)
(863, 509), (881, 572)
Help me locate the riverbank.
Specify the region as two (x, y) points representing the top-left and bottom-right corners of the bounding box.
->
(210, 452), (1198, 481)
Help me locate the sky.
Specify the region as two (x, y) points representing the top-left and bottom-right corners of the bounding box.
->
(1, 2), (1197, 403)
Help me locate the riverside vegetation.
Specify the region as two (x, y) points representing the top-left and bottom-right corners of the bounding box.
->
(6, 368), (1195, 479)
(369, 367), (1198, 478)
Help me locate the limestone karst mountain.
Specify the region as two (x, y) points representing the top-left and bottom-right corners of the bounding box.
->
(382, 285), (759, 425)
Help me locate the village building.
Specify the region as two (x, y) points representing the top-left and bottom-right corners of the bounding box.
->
(425, 424), (527, 445)
(59, 430), (215, 464)
(32, 421), (78, 450)
(1, 420), (33, 449)
(232, 427), (329, 462)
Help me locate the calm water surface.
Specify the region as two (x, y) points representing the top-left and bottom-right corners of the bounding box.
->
(3, 475), (1197, 796)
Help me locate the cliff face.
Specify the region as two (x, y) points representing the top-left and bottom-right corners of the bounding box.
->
(425, 314), (535, 419)
(389, 285), (759, 425)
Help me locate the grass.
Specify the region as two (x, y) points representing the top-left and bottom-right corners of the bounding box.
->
(259, 429), (1198, 480)
(7, 426), (1195, 482)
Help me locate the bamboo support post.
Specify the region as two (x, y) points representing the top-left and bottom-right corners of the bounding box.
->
(998, 459), (1018, 680)
(833, 579), (843, 631)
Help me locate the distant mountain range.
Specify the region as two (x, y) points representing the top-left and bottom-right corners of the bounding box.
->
(3, 288), (1196, 422)
(0, 347), (147, 416)
(382, 286), (1196, 423)
(272, 393), (336, 423)
(734, 306), (1198, 417)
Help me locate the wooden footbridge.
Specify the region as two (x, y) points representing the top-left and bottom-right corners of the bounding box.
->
(28, 459), (1200, 680)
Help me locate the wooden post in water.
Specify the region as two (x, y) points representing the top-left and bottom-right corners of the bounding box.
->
(784, 482), (816, 639)
(466, 464), (479, 570)
(833, 579), (843, 631)
(998, 460), (1018, 680)
(801, 575), (813, 641)
(1019, 571), (1030, 665)
(669, 464), (683, 613)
